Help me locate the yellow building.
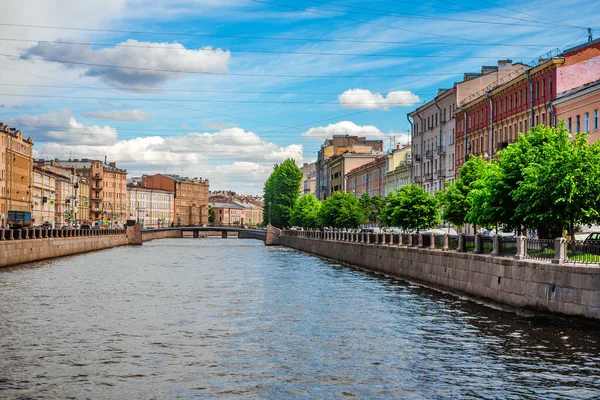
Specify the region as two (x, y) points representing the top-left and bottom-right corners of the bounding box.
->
(32, 167), (56, 227)
(40, 159), (128, 224)
(384, 145), (412, 195)
(0, 123), (34, 227)
(77, 177), (90, 224)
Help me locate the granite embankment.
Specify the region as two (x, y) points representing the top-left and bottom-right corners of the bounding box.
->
(270, 229), (600, 321)
(0, 228), (129, 268)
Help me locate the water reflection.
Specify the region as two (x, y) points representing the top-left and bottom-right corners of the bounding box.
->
(0, 238), (598, 399)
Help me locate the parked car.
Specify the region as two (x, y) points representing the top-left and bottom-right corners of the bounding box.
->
(583, 232), (600, 244)
(80, 224), (92, 230)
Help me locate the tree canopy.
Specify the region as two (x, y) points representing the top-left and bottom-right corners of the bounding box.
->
(319, 192), (365, 229)
(290, 194), (322, 228)
(263, 159), (303, 228)
(382, 184), (440, 231)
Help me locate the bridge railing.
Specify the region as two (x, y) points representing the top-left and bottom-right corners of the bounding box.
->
(281, 229), (576, 265)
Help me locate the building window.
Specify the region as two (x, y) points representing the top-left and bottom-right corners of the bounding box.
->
(585, 113), (589, 132)
(568, 118), (572, 133)
(549, 76), (553, 94)
(576, 115), (581, 133)
(595, 110), (599, 130)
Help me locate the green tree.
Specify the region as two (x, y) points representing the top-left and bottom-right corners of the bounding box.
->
(319, 192), (364, 228)
(510, 125), (600, 238)
(263, 159), (303, 228)
(371, 194), (385, 225)
(290, 194), (322, 228)
(359, 192), (373, 224)
(208, 206), (216, 224)
(439, 156), (488, 229)
(382, 184), (440, 231)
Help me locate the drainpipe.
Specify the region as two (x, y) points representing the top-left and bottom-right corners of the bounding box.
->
(460, 106), (468, 163)
(406, 114), (414, 182)
(415, 109), (424, 187)
(434, 98), (443, 189)
(485, 91), (494, 158)
(526, 70), (534, 128)
(547, 101), (557, 128)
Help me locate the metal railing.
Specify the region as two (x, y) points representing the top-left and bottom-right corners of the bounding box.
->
(435, 234), (445, 249)
(480, 236), (494, 253)
(499, 236), (517, 255)
(525, 239), (555, 260)
(464, 235), (475, 252)
(448, 235), (459, 250)
(422, 233), (431, 248)
(566, 241), (600, 264)
(437, 145), (446, 154)
(425, 150), (434, 159)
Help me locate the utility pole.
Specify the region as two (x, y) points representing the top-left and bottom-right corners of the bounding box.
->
(589, 28), (594, 42)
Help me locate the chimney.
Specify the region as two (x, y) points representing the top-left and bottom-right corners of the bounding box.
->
(497, 59), (513, 71)
(105, 155), (107, 164)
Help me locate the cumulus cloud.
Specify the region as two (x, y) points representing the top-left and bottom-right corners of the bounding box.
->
(339, 89), (421, 110)
(21, 39), (230, 89)
(302, 121), (387, 140)
(10, 109), (118, 145)
(81, 109), (150, 121)
(33, 127), (303, 193)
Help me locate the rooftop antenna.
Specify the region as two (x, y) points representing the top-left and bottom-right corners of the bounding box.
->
(589, 28), (594, 42)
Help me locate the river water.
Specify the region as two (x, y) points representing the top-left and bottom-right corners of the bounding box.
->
(1, 238), (599, 399)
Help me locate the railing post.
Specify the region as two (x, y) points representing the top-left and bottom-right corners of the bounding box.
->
(552, 237), (567, 264)
(418, 233), (423, 247)
(491, 235), (500, 256)
(515, 235), (527, 260)
(443, 233), (449, 251)
(374, 232), (379, 245)
(430, 233), (435, 249)
(474, 233), (482, 254)
(360, 231), (364, 243)
(381, 232), (387, 245)
(457, 233), (465, 252)
(408, 233), (413, 247)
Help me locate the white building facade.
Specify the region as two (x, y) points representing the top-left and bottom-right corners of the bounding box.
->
(127, 185), (174, 228)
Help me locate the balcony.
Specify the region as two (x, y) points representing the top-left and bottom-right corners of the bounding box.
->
(92, 173), (102, 180)
(424, 173), (433, 181)
(425, 150), (434, 159)
(414, 176), (422, 184)
(437, 145), (446, 154)
(414, 154), (422, 162)
(437, 169), (446, 177)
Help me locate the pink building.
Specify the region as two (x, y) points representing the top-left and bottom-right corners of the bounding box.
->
(345, 156), (387, 197)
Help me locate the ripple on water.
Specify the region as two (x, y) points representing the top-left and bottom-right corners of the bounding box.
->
(0, 238), (599, 399)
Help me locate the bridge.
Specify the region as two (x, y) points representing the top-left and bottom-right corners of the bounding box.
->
(140, 227), (267, 242)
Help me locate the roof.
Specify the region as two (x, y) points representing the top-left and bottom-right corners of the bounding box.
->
(210, 202), (245, 209)
(563, 37), (600, 55)
(50, 159), (126, 173)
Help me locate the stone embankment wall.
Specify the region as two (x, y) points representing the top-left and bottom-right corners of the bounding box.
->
(276, 234), (600, 321)
(141, 229), (183, 242)
(0, 229), (129, 268)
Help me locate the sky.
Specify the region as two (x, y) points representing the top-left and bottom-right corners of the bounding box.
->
(1, 0), (599, 194)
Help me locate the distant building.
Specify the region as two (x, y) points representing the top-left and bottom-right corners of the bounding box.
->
(0, 123), (34, 227)
(41, 158), (128, 224)
(345, 155), (387, 197)
(127, 181), (174, 228)
(299, 162), (317, 196)
(554, 80), (600, 142)
(210, 202), (246, 225)
(32, 167), (56, 227)
(209, 191), (263, 227)
(143, 174), (209, 226)
(385, 145), (412, 195)
(329, 152), (383, 195)
(316, 135), (384, 200)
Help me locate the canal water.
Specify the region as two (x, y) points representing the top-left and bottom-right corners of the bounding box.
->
(1, 238), (599, 399)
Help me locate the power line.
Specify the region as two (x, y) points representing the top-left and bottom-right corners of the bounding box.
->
(0, 83), (438, 97)
(301, 0), (585, 30)
(4, 53), (461, 78)
(0, 37), (551, 59)
(0, 22), (563, 48)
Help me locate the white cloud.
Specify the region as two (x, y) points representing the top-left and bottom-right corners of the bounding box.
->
(22, 40), (231, 89)
(10, 109), (118, 145)
(302, 121), (386, 140)
(339, 89), (421, 111)
(33, 127), (303, 194)
(81, 109), (150, 121)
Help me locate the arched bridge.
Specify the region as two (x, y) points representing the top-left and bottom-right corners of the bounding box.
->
(141, 227), (267, 242)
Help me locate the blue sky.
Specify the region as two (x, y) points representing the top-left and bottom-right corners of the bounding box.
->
(1, 0), (599, 194)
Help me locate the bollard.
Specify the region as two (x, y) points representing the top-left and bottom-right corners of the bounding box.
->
(552, 237), (567, 264)
(457, 233), (465, 252)
(473, 233), (482, 254)
(514, 236), (527, 260)
(491, 235), (500, 256)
